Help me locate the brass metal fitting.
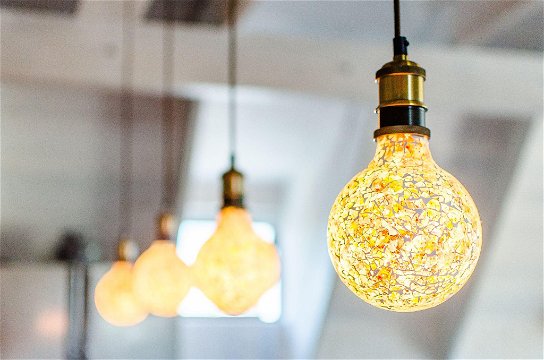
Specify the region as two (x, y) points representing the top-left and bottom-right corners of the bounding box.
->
(156, 212), (177, 241)
(117, 237), (139, 262)
(375, 55), (427, 111)
(222, 167), (244, 208)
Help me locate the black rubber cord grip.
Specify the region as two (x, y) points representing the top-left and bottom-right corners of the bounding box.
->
(393, 36), (409, 56)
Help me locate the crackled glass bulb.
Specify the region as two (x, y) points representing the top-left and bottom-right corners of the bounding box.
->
(94, 260), (148, 326)
(133, 214), (191, 317)
(193, 206), (280, 315)
(327, 133), (482, 312)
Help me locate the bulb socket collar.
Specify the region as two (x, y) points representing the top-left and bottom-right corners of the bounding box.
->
(222, 167), (244, 208)
(374, 124), (430, 138)
(374, 106), (430, 138)
(375, 56), (426, 79)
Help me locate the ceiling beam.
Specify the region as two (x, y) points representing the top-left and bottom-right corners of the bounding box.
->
(454, 1), (542, 46)
(1, 2), (542, 118)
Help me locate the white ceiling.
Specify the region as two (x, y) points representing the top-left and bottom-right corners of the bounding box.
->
(242, 0), (543, 51)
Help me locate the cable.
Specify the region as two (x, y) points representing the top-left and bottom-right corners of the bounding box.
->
(161, 0), (175, 210)
(227, 0), (237, 169)
(119, 1), (135, 239)
(392, 0), (409, 56)
(394, 0), (400, 38)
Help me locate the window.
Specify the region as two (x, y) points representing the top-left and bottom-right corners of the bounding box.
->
(176, 219), (281, 323)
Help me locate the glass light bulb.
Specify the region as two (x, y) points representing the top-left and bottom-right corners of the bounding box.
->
(327, 133), (482, 312)
(193, 206), (280, 315)
(94, 261), (148, 326)
(132, 240), (191, 317)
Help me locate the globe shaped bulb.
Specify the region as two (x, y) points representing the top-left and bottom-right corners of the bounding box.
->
(132, 240), (191, 317)
(94, 261), (148, 326)
(193, 206), (280, 315)
(327, 133), (482, 312)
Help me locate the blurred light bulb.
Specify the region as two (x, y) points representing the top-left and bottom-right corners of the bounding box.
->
(94, 261), (148, 326)
(193, 206), (280, 315)
(133, 214), (191, 317)
(328, 133), (482, 311)
(133, 240), (191, 317)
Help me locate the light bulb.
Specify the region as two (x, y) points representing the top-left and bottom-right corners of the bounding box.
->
(328, 132), (482, 311)
(94, 261), (148, 326)
(132, 240), (191, 317)
(193, 206), (280, 315)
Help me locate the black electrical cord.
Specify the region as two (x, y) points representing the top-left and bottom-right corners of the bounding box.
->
(161, 0), (175, 210)
(119, 1), (135, 239)
(393, 0), (409, 56)
(227, 0), (237, 169)
(394, 0), (400, 38)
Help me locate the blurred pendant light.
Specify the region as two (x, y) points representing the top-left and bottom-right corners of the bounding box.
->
(132, 1), (191, 318)
(192, 0), (281, 316)
(327, 0), (482, 312)
(94, 1), (148, 327)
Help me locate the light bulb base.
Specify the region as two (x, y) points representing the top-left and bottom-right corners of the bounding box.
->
(222, 168), (244, 208)
(374, 125), (430, 138)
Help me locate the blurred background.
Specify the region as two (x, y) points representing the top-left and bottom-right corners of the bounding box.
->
(1, 0), (542, 358)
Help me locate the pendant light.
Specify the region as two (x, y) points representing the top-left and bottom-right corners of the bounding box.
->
(132, 2), (191, 318)
(327, 0), (482, 312)
(94, 1), (148, 327)
(192, 0), (281, 316)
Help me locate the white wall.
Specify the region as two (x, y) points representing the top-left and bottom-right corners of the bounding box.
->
(0, 263), (179, 359)
(450, 118), (543, 358)
(0, 264), (68, 359)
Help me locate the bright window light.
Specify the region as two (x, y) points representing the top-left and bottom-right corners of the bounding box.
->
(176, 219), (281, 323)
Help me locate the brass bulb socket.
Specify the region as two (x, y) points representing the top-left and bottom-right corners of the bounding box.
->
(156, 212), (177, 241)
(117, 237), (139, 262)
(222, 168), (244, 208)
(376, 56), (427, 111)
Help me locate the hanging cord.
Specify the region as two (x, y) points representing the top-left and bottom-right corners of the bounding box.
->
(118, 1), (135, 239)
(394, 0), (400, 38)
(161, 0), (176, 210)
(393, 0), (409, 56)
(227, 0), (238, 169)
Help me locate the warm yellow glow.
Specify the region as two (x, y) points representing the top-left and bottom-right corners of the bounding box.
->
(193, 206), (280, 315)
(328, 133), (482, 312)
(94, 261), (148, 326)
(132, 240), (191, 317)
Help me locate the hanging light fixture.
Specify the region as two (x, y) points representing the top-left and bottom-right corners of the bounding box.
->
(95, 240), (147, 326)
(94, 1), (148, 327)
(132, 2), (191, 318)
(327, 0), (482, 312)
(133, 213), (190, 317)
(192, 0), (281, 316)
